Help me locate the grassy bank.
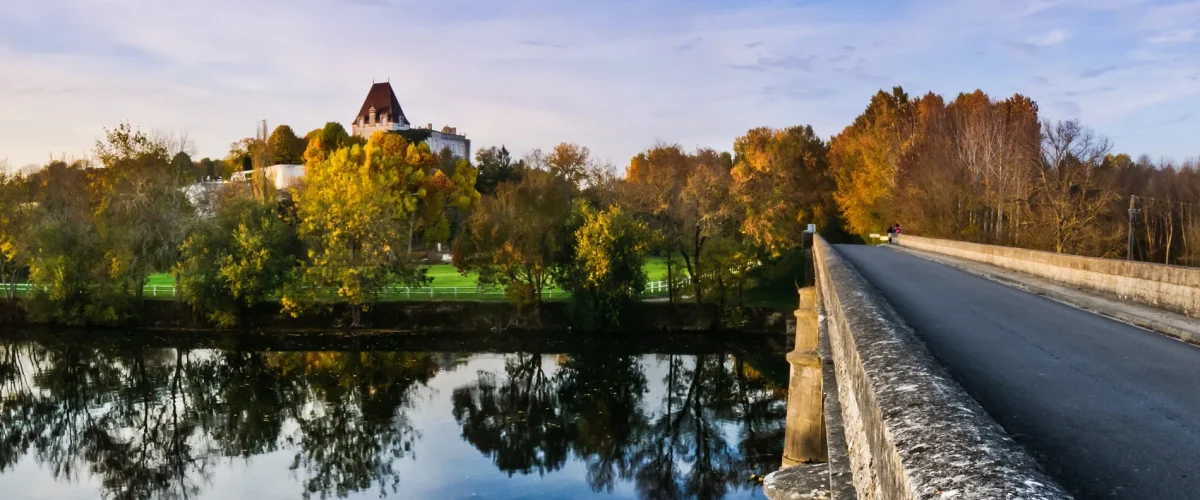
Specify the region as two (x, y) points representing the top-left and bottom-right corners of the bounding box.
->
(134, 258), (677, 300)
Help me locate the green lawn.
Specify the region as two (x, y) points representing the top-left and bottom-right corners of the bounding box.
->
(422, 264), (478, 287)
(147, 257), (676, 289)
(644, 257), (675, 282)
(146, 274), (177, 287)
(14, 256), (717, 303)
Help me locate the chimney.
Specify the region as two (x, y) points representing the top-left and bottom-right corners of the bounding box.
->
(427, 123), (433, 130)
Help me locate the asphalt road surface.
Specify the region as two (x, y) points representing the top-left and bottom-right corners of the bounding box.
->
(835, 244), (1200, 500)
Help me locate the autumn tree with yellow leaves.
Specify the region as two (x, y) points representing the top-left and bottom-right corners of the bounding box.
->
(410, 149), (480, 256)
(731, 125), (836, 255)
(832, 87), (1053, 250)
(285, 131), (469, 326)
(560, 203), (652, 326)
(829, 87), (917, 237)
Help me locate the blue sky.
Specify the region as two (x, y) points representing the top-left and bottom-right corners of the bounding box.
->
(1, 0), (1197, 171)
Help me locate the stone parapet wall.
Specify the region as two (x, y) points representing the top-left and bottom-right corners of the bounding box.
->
(814, 235), (1069, 499)
(895, 234), (1200, 318)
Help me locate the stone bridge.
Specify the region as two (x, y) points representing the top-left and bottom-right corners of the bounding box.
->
(765, 233), (1200, 499)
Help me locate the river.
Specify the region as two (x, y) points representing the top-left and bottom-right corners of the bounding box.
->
(0, 331), (788, 499)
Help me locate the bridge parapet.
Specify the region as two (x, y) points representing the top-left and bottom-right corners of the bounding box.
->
(808, 235), (1069, 499)
(896, 234), (1200, 318)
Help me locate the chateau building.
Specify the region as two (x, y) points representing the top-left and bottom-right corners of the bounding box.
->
(187, 81), (471, 216)
(351, 82), (470, 159)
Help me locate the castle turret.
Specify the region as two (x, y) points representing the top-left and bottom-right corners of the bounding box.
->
(349, 81), (469, 159)
(351, 82), (410, 136)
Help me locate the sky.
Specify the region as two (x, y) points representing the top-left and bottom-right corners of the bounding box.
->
(1, 0), (1198, 172)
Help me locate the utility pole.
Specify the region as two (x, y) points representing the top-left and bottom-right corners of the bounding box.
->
(1127, 195), (1138, 261)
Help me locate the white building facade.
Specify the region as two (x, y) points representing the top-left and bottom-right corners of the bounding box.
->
(229, 164), (305, 190)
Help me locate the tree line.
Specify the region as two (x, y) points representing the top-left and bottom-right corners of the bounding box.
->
(0, 121), (828, 327)
(1, 86), (1195, 327)
(831, 87), (1200, 264)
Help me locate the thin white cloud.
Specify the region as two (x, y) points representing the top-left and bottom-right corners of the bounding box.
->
(1148, 29), (1199, 44)
(1025, 29), (1071, 47)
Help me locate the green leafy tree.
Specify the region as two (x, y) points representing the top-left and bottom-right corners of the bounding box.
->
(474, 146), (526, 196)
(698, 234), (757, 322)
(268, 124), (306, 164)
(171, 151), (195, 178)
(195, 157), (231, 179)
(92, 123), (195, 300)
(176, 193), (300, 327)
(227, 137), (256, 172)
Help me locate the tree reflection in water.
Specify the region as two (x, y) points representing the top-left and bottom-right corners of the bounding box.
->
(451, 352), (787, 500)
(0, 339), (785, 500)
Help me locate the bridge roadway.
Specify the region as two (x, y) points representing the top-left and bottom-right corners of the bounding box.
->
(835, 244), (1200, 500)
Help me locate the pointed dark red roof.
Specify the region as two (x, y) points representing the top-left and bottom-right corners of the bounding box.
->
(355, 82), (410, 126)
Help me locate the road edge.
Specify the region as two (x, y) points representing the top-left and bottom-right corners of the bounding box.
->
(887, 245), (1200, 347)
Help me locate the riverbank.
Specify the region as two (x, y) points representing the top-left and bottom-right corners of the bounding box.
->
(0, 298), (794, 334)
(0, 326), (793, 357)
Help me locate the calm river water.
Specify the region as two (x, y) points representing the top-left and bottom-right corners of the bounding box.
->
(0, 332), (789, 499)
